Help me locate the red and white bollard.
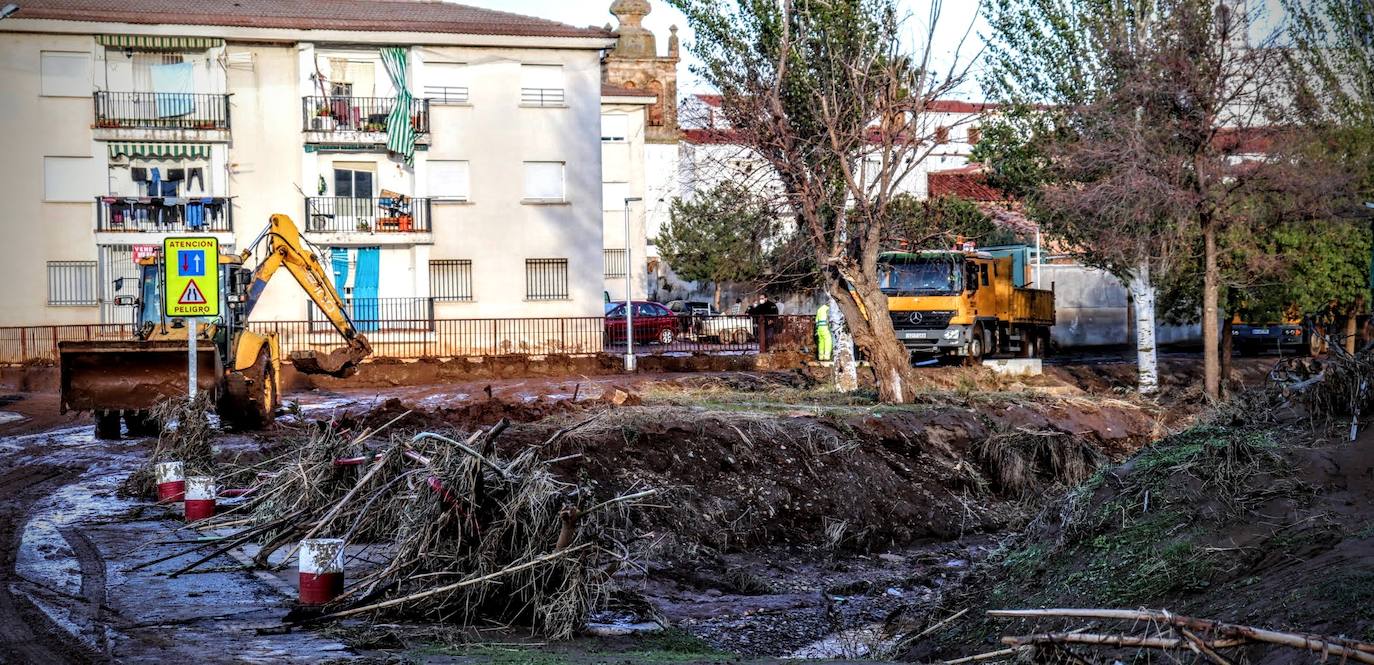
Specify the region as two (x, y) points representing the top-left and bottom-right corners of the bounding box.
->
(155, 461), (185, 503)
(298, 538), (345, 605)
(183, 476), (216, 521)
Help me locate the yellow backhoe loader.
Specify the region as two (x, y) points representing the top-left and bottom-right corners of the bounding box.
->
(59, 214), (372, 438)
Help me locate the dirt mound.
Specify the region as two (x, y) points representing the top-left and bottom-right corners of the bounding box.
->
(493, 398), (1158, 556)
(910, 408), (1374, 663)
(331, 395), (581, 433)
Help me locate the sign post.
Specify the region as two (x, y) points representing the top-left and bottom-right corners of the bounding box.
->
(163, 237), (220, 399)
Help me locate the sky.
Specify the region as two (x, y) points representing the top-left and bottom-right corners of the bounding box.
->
(457, 0), (991, 99)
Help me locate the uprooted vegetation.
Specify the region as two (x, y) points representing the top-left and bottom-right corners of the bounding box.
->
(118, 394), (217, 498)
(907, 347), (1374, 664)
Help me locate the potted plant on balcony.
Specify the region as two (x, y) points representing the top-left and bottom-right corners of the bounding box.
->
(312, 106), (337, 131)
(356, 220), (372, 232)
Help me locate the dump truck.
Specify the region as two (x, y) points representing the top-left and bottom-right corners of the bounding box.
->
(879, 249), (1055, 361)
(59, 214), (372, 438)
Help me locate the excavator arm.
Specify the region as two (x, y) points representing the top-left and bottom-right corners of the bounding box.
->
(242, 213), (373, 377)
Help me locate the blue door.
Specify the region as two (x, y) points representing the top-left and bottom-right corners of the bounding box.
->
(353, 247), (380, 331)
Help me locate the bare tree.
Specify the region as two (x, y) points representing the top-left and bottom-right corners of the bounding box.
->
(668, 0), (979, 402)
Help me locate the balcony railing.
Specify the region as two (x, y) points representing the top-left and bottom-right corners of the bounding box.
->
(94, 91), (231, 131)
(302, 96), (430, 135)
(520, 88), (565, 107)
(96, 196), (233, 233)
(308, 297), (435, 333)
(304, 197), (431, 234)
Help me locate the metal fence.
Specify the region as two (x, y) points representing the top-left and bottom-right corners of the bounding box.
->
(305, 197), (432, 233)
(97, 196), (233, 233)
(520, 88), (565, 107)
(307, 297), (435, 333)
(302, 96), (431, 134)
(0, 316), (817, 365)
(94, 91), (231, 130)
(0, 325), (136, 364)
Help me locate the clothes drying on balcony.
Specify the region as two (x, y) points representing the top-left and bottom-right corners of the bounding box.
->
(151, 62), (195, 117)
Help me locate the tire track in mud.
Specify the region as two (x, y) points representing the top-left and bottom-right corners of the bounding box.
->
(0, 464), (97, 665)
(60, 527), (111, 659)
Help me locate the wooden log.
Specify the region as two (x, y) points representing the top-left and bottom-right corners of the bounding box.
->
(1001, 633), (1246, 650)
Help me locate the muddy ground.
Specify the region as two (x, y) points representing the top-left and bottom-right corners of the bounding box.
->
(0, 356), (1287, 663)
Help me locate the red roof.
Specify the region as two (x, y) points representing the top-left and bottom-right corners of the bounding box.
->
(928, 164), (1009, 202)
(683, 127), (741, 144)
(11, 0), (612, 38)
(692, 93), (994, 115)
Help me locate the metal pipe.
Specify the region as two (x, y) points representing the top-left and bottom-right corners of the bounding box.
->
(623, 197), (642, 372)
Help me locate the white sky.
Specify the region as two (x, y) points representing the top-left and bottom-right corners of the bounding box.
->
(456, 0), (990, 99)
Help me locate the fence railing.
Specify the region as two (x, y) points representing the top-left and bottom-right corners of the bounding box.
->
(302, 96), (430, 134)
(97, 196), (233, 233)
(520, 88), (565, 107)
(0, 324), (136, 364)
(0, 316), (816, 365)
(308, 297), (434, 333)
(304, 197), (431, 234)
(94, 91), (231, 130)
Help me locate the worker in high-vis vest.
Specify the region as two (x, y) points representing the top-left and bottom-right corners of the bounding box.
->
(816, 303), (832, 361)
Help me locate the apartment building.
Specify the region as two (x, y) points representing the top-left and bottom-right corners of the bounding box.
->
(0, 0), (616, 329)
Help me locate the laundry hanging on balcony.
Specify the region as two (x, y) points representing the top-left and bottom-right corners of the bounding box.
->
(151, 62), (195, 117)
(379, 47), (416, 167)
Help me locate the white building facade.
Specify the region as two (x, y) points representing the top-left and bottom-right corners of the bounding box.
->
(0, 1), (615, 330)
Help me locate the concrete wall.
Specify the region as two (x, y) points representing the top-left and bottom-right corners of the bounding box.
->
(1040, 263), (1200, 347)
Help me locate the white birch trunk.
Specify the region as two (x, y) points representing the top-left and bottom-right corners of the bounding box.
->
(828, 293), (858, 392)
(1127, 263), (1159, 395)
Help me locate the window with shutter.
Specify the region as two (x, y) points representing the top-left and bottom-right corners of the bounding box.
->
(520, 65), (565, 107)
(601, 114), (628, 142)
(425, 62), (470, 104)
(523, 162), (565, 202)
(41, 52), (91, 97)
(427, 160), (470, 200)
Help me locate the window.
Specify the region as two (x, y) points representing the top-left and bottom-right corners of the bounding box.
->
(604, 248), (627, 278)
(601, 114), (628, 142)
(44, 156), (100, 202)
(525, 259), (569, 300)
(41, 51), (91, 97)
(427, 160), (470, 201)
(523, 162), (565, 202)
(602, 182), (629, 211)
(424, 62), (470, 104)
(429, 260), (473, 301)
(967, 126), (981, 145)
(934, 126), (950, 144)
(47, 261), (98, 306)
(980, 263), (990, 287)
(333, 163), (376, 198)
(520, 64), (565, 106)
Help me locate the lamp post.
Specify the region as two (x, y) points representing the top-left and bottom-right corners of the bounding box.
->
(623, 196), (642, 372)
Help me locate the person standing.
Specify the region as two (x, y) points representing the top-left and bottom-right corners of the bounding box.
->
(816, 303), (832, 361)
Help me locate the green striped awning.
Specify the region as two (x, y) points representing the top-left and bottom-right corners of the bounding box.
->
(108, 142), (211, 161)
(96, 35), (224, 51)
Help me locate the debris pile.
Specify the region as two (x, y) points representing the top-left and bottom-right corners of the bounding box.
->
(170, 414), (656, 638)
(118, 395), (216, 498)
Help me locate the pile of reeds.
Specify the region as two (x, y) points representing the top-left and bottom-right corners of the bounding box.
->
(169, 413), (655, 638)
(118, 394), (216, 498)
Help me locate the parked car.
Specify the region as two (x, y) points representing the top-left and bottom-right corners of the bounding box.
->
(605, 301), (679, 345)
(697, 315), (755, 344)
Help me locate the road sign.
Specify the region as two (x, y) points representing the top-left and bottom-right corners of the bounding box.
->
(164, 237), (219, 317)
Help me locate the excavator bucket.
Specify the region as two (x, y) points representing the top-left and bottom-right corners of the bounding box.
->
(59, 340), (221, 413)
(287, 336), (372, 378)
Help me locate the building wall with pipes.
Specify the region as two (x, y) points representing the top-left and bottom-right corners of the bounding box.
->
(0, 17), (615, 330)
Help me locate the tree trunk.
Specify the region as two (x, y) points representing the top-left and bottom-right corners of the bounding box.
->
(1220, 313), (1233, 395)
(1126, 265), (1158, 395)
(827, 273), (915, 403)
(1202, 219), (1221, 399)
(1345, 309), (1358, 355)
(712, 283), (722, 312)
(827, 293), (858, 392)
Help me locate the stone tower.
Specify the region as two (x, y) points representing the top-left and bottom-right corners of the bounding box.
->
(602, 0), (680, 144)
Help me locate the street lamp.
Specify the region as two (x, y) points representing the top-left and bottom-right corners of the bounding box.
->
(623, 196), (642, 372)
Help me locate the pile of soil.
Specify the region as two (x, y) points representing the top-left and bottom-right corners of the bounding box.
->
(492, 396), (1158, 555)
(911, 407), (1374, 663)
(328, 395), (582, 433)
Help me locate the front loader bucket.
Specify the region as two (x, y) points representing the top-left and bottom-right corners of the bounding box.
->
(59, 340), (221, 413)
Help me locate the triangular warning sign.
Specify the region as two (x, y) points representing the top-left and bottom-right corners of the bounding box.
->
(178, 280), (208, 305)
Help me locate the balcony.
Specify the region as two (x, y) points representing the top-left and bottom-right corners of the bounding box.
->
(96, 196), (233, 233)
(93, 91), (231, 141)
(302, 96), (430, 145)
(304, 196), (432, 243)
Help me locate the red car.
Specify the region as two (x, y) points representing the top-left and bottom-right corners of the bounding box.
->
(605, 301), (678, 345)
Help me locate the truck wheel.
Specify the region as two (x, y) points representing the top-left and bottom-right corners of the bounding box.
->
(965, 326), (986, 366)
(94, 410), (122, 440)
(1020, 330), (1039, 358)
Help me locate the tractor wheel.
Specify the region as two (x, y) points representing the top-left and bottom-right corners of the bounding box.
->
(124, 410), (160, 438)
(220, 348), (277, 431)
(94, 410), (122, 440)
